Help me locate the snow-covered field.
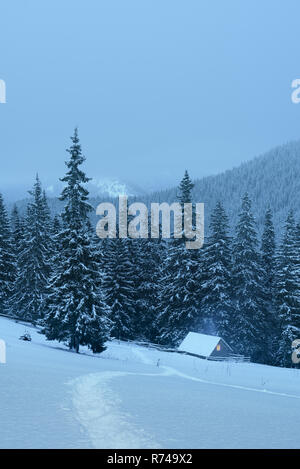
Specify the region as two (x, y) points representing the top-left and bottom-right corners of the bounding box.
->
(1, 316), (300, 449)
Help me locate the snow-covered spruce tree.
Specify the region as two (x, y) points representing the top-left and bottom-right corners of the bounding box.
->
(42, 128), (111, 353)
(157, 244), (201, 347)
(50, 214), (63, 265)
(10, 177), (52, 323)
(260, 208), (278, 364)
(52, 214), (61, 237)
(294, 221), (300, 320)
(177, 169), (194, 205)
(155, 171), (201, 346)
(11, 205), (23, 252)
(118, 210), (164, 342)
(154, 240), (182, 345)
(200, 201), (233, 341)
(276, 211), (300, 367)
(102, 236), (136, 341)
(134, 235), (163, 342)
(42, 190), (53, 237)
(124, 237), (145, 340)
(0, 194), (15, 315)
(10, 205), (24, 317)
(232, 193), (265, 361)
(85, 229), (113, 353)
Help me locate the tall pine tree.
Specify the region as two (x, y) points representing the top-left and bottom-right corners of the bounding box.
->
(11, 177), (51, 322)
(276, 211), (300, 366)
(0, 194), (15, 315)
(200, 201), (233, 341)
(43, 128), (111, 352)
(260, 208), (277, 364)
(102, 236), (136, 341)
(232, 193), (264, 360)
(155, 171), (200, 346)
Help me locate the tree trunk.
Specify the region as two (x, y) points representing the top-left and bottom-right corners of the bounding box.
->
(74, 335), (80, 353)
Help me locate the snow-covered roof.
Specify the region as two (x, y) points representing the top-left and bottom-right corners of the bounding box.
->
(178, 332), (221, 357)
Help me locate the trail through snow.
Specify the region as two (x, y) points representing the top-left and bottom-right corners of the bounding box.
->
(71, 371), (160, 449)
(71, 347), (300, 448)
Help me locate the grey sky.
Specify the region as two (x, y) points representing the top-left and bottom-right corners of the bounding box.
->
(1, 0), (300, 196)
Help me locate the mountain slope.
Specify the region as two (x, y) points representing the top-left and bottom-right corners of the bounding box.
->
(147, 140), (300, 236)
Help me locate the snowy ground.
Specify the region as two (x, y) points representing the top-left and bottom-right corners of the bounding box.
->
(1, 316), (300, 448)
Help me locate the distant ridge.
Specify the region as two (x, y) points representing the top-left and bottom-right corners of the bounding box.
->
(9, 140), (300, 240)
(144, 140), (300, 238)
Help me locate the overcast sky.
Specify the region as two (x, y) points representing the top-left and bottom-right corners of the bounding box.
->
(1, 0), (300, 196)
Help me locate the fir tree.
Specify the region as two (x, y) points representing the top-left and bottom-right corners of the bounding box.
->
(261, 208), (277, 364)
(43, 128), (111, 352)
(0, 194), (15, 315)
(157, 245), (201, 346)
(11, 177), (52, 322)
(232, 193), (265, 360)
(10, 205), (24, 316)
(134, 236), (162, 341)
(200, 201), (233, 340)
(11, 205), (23, 252)
(154, 241), (180, 345)
(177, 170), (194, 205)
(52, 215), (61, 236)
(276, 211), (300, 366)
(155, 171), (200, 346)
(102, 237), (135, 341)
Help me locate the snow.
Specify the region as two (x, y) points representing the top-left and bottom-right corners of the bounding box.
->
(72, 371), (160, 448)
(178, 331), (221, 357)
(1, 316), (300, 448)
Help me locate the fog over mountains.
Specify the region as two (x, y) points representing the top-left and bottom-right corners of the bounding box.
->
(7, 139), (300, 238)
(3, 178), (146, 201)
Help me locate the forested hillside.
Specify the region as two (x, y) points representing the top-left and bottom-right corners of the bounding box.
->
(148, 140), (300, 236)
(2, 132), (300, 367)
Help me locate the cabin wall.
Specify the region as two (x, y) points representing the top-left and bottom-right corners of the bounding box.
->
(210, 339), (233, 357)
